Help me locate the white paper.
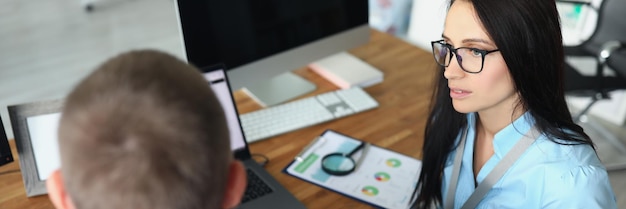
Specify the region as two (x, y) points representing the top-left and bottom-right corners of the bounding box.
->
(26, 113), (61, 181)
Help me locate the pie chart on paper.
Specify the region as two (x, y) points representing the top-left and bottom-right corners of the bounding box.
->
(374, 172), (391, 182)
(386, 158), (401, 168)
(361, 185), (379, 196)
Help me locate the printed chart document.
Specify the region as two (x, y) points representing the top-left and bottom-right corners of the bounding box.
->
(284, 130), (422, 209)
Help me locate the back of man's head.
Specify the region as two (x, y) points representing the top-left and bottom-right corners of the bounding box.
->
(55, 50), (232, 209)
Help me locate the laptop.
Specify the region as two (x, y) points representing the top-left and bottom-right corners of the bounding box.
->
(200, 64), (307, 209)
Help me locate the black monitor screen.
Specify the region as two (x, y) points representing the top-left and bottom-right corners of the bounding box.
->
(0, 117), (14, 167)
(176, 0), (368, 69)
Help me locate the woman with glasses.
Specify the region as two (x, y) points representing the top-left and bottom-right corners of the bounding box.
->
(411, 0), (617, 208)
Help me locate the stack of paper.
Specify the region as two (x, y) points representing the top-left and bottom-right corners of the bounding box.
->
(309, 52), (384, 89)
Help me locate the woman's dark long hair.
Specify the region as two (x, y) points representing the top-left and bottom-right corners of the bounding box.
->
(411, 0), (593, 208)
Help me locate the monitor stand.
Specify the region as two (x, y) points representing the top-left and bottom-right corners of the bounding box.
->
(241, 71), (316, 107)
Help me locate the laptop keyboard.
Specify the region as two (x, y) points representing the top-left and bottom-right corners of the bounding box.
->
(242, 169), (274, 203)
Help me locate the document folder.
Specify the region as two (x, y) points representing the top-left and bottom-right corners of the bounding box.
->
(284, 130), (422, 209)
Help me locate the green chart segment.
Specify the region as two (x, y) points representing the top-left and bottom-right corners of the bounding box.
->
(386, 158), (402, 167)
(295, 153), (319, 173)
(361, 186), (379, 196)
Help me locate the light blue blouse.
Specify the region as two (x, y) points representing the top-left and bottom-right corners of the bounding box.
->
(442, 112), (617, 209)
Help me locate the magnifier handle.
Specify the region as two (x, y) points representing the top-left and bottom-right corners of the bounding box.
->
(353, 143), (371, 170)
(347, 142), (366, 157)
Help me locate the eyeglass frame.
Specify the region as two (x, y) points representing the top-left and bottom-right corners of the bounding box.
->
(430, 40), (500, 74)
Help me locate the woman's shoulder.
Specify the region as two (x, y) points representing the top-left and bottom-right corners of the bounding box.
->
(528, 134), (604, 169)
(521, 135), (616, 208)
(533, 141), (617, 208)
(531, 135), (600, 160)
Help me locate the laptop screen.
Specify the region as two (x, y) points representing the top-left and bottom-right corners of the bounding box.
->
(201, 65), (248, 153)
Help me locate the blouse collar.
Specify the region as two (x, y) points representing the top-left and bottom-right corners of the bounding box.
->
(467, 111), (534, 158)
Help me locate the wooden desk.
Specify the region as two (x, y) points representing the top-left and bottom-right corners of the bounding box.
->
(0, 30), (436, 209)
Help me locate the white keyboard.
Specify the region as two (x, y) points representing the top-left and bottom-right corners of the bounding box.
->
(240, 87), (379, 143)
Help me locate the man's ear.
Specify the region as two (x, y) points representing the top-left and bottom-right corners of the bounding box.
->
(46, 169), (76, 209)
(221, 160), (247, 209)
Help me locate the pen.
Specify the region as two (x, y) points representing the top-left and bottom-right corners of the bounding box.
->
(295, 136), (326, 162)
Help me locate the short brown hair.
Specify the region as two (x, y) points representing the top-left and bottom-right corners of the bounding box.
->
(58, 50), (231, 209)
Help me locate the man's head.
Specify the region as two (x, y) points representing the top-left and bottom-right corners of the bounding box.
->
(47, 50), (246, 209)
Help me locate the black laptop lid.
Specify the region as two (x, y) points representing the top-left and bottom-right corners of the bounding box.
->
(199, 64), (252, 160)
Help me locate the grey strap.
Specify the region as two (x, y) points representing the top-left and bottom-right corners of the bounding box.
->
(446, 127), (539, 209)
(445, 128), (468, 209)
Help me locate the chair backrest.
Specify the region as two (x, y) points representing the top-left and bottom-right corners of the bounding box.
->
(607, 48), (626, 77)
(596, 0), (626, 77)
(583, 0), (626, 53)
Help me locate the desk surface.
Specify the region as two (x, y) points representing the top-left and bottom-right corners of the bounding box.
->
(0, 30), (436, 209)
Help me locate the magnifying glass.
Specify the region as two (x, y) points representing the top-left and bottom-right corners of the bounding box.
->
(321, 142), (370, 176)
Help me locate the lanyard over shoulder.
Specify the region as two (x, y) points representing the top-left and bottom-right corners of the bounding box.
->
(445, 126), (539, 209)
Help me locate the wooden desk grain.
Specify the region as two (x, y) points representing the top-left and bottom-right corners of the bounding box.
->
(0, 30), (436, 209)
(0, 140), (52, 209)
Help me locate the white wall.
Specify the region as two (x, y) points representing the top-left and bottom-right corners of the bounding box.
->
(406, 0), (447, 51)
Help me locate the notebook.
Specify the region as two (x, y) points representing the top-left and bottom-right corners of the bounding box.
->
(200, 64), (306, 209)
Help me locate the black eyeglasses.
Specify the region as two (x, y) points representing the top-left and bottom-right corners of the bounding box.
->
(431, 40), (500, 73)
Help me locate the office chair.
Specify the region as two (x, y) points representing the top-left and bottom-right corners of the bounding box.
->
(559, 0), (626, 171)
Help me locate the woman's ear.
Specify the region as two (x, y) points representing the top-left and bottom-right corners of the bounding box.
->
(46, 169), (76, 209)
(221, 160), (247, 209)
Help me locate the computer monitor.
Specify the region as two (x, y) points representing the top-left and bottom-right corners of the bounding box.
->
(0, 116), (15, 167)
(175, 0), (370, 106)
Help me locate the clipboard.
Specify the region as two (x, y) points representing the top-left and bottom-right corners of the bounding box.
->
(283, 130), (422, 209)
